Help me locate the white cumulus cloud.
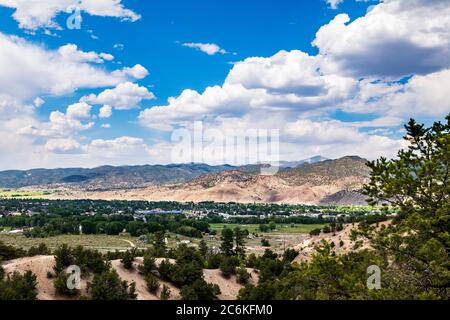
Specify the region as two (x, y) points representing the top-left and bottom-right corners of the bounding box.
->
(19, 102), (94, 138)
(0, 32), (133, 100)
(314, 0), (450, 78)
(58, 44), (114, 63)
(45, 138), (82, 154)
(112, 64), (149, 79)
(83, 82), (155, 110)
(99, 105), (113, 119)
(0, 0), (141, 30)
(182, 42), (230, 55)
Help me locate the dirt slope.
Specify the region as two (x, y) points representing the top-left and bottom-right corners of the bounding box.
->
(1, 256), (90, 300)
(292, 222), (390, 262)
(1, 256), (257, 300)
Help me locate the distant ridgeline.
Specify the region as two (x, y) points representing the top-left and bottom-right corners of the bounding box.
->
(0, 164), (237, 189)
(0, 156), (359, 189)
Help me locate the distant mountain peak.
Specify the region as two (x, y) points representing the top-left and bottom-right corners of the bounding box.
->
(278, 156), (329, 168)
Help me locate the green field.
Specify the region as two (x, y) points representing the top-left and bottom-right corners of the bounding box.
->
(210, 223), (326, 234)
(0, 189), (52, 199)
(0, 224), (325, 257)
(0, 234), (139, 252)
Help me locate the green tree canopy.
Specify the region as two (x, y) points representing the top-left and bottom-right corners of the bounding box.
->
(363, 115), (450, 298)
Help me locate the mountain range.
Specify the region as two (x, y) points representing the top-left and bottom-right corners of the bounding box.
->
(0, 163), (235, 189)
(0, 156), (371, 205)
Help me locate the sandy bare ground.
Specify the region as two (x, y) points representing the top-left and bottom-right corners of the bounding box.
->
(110, 258), (181, 300)
(203, 268), (259, 300)
(292, 222), (390, 262)
(1, 256), (90, 300)
(2, 256), (258, 300)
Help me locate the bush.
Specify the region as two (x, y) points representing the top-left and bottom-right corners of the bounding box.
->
(72, 246), (109, 275)
(121, 250), (135, 270)
(246, 253), (259, 269)
(160, 284), (171, 300)
(170, 261), (204, 287)
(175, 244), (205, 267)
(53, 244), (74, 274)
(180, 279), (221, 300)
(89, 270), (137, 300)
(206, 254), (223, 269)
(139, 253), (156, 276)
(236, 268), (251, 285)
(0, 271), (38, 300)
(322, 225), (332, 234)
(54, 271), (79, 296)
(219, 256), (239, 278)
(158, 246), (206, 287)
(158, 259), (174, 281)
(262, 249), (278, 260)
(27, 243), (51, 257)
(282, 249), (299, 262)
(54, 245), (109, 276)
(146, 274), (160, 294)
(238, 281), (277, 300)
(309, 228), (321, 236)
(85, 250), (110, 275)
(0, 241), (23, 261)
(261, 239), (271, 247)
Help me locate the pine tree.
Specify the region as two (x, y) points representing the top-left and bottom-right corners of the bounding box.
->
(139, 253), (156, 276)
(199, 240), (208, 257)
(220, 228), (234, 256)
(234, 227), (246, 257)
(363, 115), (450, 298)
(89, 270), (137, 300)
(153, 231), (167, 257)
(146, 274), (160, 294)
(53, 244), (74, 274)
(121, 250), (135, 270)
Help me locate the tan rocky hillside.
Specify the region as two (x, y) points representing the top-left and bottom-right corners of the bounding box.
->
(293, 221), (391, 262)
(51, 156), (371, 205)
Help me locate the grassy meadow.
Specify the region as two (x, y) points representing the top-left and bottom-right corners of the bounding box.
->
(0, 189), (52, 199)
(210, 223), (326, 235)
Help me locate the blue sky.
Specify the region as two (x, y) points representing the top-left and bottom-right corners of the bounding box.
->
(1, 1), (371, 112)
(0, 0), (449, 169)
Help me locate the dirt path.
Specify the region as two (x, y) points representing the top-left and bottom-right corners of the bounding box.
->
(121, 239), (136, 248)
